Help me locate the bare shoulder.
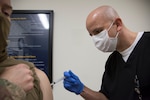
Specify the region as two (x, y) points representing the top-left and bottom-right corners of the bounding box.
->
(34, 68), (53, 100)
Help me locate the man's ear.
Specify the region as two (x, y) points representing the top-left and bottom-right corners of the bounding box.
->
(114, 18), (122, 31)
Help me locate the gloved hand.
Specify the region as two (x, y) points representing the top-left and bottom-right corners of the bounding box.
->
(63, 70), (84, 95)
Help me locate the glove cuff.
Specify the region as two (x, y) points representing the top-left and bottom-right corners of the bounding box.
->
(76, 83), (84, 95)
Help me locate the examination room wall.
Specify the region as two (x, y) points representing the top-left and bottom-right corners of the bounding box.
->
(12, 0), (150, 100)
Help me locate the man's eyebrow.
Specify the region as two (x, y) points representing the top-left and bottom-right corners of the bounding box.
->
(3, 4), (13, 10)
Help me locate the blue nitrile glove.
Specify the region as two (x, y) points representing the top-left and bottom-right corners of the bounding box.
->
(63, 70), (84, 95)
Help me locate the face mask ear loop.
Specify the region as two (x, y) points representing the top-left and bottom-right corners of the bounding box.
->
(107, 20), (114, 32)
(115, 31), (119, 38)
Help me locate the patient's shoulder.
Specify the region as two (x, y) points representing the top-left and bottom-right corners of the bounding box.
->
(34, 68), (53, 100)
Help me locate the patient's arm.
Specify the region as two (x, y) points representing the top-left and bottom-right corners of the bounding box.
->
(35, 68), (53, 100)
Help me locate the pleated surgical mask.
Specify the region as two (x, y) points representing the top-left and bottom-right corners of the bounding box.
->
(92, 21), (119, 52)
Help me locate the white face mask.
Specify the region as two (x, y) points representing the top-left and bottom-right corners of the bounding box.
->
(92, 21), (119, 52)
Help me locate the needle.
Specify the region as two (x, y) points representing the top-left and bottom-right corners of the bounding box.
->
(51, 76), (65, 86)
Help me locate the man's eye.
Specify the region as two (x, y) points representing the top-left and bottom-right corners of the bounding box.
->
(2, 9), (11, 17)
(93, 29), (103, 35)
(96, 30), (101, 34)
(3, 12), (10, 17)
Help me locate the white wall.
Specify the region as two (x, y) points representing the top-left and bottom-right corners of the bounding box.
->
(11, 0), (150, 100)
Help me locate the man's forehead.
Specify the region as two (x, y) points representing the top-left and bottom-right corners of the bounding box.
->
(0, 0), (12, 12)
(0, 0), (11, 6)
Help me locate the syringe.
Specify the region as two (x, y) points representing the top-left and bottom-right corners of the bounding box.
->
(51, 76), (65, 86)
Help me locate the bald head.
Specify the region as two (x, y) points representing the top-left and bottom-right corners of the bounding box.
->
(86, 5), (119, 35)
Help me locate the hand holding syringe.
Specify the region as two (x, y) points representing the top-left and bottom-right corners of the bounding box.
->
(51, 76), (65, 86)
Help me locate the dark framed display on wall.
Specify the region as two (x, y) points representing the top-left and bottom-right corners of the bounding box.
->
(7, 10), (54, 83)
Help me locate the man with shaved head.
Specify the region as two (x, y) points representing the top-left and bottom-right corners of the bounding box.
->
(63, 5), (150, 100)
